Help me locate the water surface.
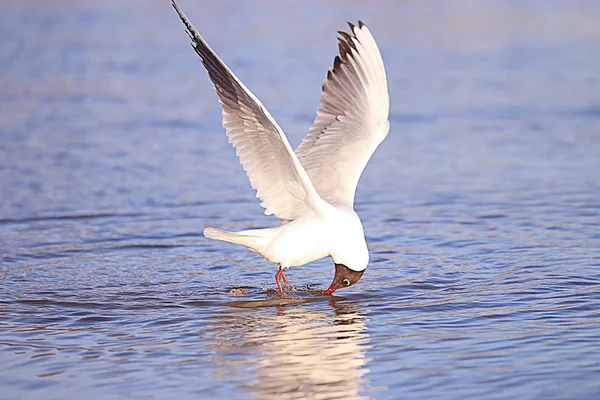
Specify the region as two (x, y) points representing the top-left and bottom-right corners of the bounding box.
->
(1, 1), (600, 399)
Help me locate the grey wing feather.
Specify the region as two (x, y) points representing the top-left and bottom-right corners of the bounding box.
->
(296, 22), (390, 208)
(172, 0), (323, 221)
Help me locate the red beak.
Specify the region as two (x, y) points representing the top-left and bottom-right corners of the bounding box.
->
(323, 282), (337, 296)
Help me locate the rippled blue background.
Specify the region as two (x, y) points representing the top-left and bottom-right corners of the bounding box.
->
(1, 1), (599, 399)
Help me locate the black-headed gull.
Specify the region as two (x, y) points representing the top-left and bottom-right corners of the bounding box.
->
(171, 0), (389, 296)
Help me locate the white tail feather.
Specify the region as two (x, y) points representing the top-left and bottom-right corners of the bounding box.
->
(203, 227), (265, 253)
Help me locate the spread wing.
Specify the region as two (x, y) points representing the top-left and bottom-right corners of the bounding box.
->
(172, 0), (323, 221)
(296, 22), (390, 208)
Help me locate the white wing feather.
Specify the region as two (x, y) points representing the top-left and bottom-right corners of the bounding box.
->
(172, 0), (323, 221)
(296, 22), (390, 208)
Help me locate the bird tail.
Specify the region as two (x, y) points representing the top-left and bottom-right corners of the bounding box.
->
(203, 227), (268, 253)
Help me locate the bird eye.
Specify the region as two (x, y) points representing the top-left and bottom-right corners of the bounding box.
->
(343, 279), (351, 286)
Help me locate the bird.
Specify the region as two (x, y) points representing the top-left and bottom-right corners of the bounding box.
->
(171, 0), (390, 296)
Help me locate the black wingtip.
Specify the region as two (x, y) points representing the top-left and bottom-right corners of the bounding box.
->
(358, 20), (365, 28)
(171, 0), (181, 15)
(339, 31), (353, 42)
(171, 0), (191, 35)
(347, 21), (356, 32)
(333, 55), (342, 70)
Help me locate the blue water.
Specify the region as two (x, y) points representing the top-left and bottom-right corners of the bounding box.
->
(1, 1), (600, 399)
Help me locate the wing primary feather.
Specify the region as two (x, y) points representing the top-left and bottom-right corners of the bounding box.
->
(339, 31), (356, 50)
(333, 55), (343, 70)
(337, 37), (352, 60)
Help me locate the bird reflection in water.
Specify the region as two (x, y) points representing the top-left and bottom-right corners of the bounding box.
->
(201, 300), (372, 399)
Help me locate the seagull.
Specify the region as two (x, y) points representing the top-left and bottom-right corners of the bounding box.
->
(171, 0), (390, 296)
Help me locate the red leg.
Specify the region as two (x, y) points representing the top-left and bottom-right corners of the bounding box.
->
(280, 268), (290, 288)
(275, 268), (284, 295)
(274, 267), (290, 296)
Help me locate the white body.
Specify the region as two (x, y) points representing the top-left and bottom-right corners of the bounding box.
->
(173, 1), (389, 274)
(266, 207), (366, 268)
(206, 206), (368, 271)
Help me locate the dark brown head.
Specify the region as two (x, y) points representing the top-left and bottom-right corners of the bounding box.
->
(323, 263), (365, 295)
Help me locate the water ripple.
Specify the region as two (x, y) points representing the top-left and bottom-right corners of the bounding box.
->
(1, 0), (600, 399)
